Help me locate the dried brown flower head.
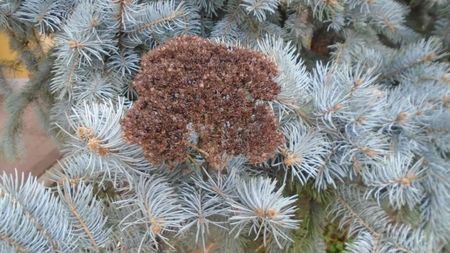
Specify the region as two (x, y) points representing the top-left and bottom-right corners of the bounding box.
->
(121, 36), (284, 168)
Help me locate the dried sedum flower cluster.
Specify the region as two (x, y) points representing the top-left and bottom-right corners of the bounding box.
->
(122, 36), (284, 168)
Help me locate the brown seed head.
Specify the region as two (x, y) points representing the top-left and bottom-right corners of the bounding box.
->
(121, 36), (284, 166)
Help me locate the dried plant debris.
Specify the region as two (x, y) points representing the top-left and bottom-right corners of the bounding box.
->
(122, 36), (284, 168)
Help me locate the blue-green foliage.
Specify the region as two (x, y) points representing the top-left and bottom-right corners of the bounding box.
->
(0, 0), (450, 252)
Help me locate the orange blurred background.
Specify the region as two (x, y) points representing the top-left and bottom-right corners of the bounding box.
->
(0, 32), (28, 77)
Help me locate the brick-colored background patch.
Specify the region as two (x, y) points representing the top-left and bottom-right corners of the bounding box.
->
(0, 80), (59, 177)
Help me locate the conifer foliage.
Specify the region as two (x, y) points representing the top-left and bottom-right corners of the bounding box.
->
(0, 0), (450, 252)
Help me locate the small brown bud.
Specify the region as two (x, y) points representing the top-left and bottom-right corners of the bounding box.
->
(87, 138), (109, 156)
(395, 112), (408, 124)
(353, 158), (363, 175)
(149, 217), (162, 234)
(398, 174), (417, 187)
(421, 53), (436, 62)
(442, 74), (450, 84)
(77, 127), (94, 140)
(68, 40), (82, 49)
(255, 208), (265, 218)
(356, 116), (368, 125)
(360, 147), (377, 158)
(281, 149), (302, 167)
(325, 0), (338, 6)
(266, 208), (278, 219)
(443, 95), (450, 108)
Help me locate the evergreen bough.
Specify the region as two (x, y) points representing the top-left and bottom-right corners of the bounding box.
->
(0, 0), (449, 252)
